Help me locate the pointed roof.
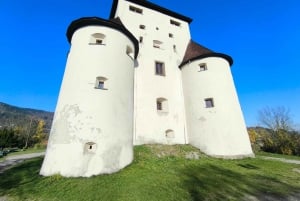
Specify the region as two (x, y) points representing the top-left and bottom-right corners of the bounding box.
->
(110, 0), (192, 23)
(179, 40), (233, 68)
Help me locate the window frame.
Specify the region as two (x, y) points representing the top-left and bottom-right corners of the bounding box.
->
(95, 76), (108, 90)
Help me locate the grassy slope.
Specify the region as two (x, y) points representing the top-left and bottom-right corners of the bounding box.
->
(1, 145), (300, 201)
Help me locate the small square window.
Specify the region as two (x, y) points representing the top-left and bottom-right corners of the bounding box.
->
(95, 39), (103, 44)
(129, 5), (143, 14)
(170, 19), (180, 27)
(95, 76), (107, 90)
(98, 81), (104, 89)
(169, 33), (173, 38)
(139, 25), (146, 29)
(155, 61), (165, 76)
(199, 63), (207, 71)
(205, 98), (214, 108)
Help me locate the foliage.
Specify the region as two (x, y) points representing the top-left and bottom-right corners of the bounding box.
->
(253, 106), (300, 156)
(1, 145), (300, 201)
(0, 119), (47, 150)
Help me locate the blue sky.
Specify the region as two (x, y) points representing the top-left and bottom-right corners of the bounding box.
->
(0, 0), (299, 128)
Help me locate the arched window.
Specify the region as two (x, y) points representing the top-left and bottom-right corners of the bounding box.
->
(156, 97), (168, 113)
(90, 33), (106, 45)
(165, 129), (175, 138)
(95, 76), (108, 90)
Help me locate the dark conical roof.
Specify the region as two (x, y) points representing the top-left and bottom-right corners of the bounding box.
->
(179, 40), (233, 68)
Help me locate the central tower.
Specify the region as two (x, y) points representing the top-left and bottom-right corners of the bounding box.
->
(111, 0), (192, 145)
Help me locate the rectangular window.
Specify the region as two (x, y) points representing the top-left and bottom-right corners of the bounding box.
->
(205, 98), (214, 108)
(129, 5), (143, 14)
(169, 33), (174, 38)
(139, 36), (143, 43)
(170, 19), (180, 27)
(157, 101), (162, 110)
(155, 61), (165, 76)
(199, 63), (207, 71)
(139, 24), (146, 30)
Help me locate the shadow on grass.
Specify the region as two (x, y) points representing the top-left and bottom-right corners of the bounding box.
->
(0, 157), (43, 197)
(180, 164), (299, 201)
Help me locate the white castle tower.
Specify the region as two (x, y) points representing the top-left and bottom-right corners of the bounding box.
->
(40, 0), (253, 177)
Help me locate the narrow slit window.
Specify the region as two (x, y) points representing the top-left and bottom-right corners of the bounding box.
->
(129, 5), (143, 14)
(170, 19), (181, 27)
(173, 45), (177, 52)
(155, 61), (165, 76)
(199, 63), (207, 71)
(139, 36), (143, 43)
(205, 98), (214, 108)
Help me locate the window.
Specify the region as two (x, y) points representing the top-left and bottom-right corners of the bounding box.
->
(90, 33), (106, 45)
(170, 19), (180, 27)
(95, 76), (107, 90)
(155, 61), (165, 76)
(173, 45), (177, 52)
(199, 63), (207, 71)
(165, 129), (175, 138)
(205, 98), (214, 108)
(153, 40), (163, 49)
(126, 46), (134, 58)
(139, 36), (143, 43)
(129, 5), (143, 14)
(156, 98), (168, 112)
(139, 24), (146, 29)
(84, 142), (96, 153)
(169, 33), (174, 38)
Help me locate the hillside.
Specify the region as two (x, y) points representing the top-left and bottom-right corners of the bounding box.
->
(0, 102), (53, 132)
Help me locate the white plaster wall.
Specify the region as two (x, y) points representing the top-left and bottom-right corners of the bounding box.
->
(181, 57), (254, 158)
(40, 26), (135, 177)
(114, 0), (191, 145)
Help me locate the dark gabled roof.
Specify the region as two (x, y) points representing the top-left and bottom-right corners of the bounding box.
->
(110, 0), (192, 23)
(179, 40), (233, 68)
(66, 17), (139, 59)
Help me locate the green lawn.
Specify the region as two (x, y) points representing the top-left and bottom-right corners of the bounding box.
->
(0, 148), (45, 162)
(1, 145), (300, 201)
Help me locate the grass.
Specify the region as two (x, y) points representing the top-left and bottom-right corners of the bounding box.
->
(1, 145), (300, 201)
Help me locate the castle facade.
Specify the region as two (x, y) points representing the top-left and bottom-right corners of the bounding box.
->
(40, 0), (253, 177)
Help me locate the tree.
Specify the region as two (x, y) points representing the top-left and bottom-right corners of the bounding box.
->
(258, 106), (298, 155)
(32, 120), (46, 144)
(258, 106), (293, 132)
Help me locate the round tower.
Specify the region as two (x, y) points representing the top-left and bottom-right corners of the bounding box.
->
(40, 17), (139, 177)
(180, 41), (253, 158)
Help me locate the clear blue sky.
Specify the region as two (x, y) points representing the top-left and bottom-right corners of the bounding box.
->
(0, 0), (299, 128)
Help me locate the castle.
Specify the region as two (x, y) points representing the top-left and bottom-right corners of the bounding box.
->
(40, 0), (253, 177)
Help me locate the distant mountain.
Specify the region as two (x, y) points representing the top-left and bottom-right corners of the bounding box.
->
(0, 102), (53, 132)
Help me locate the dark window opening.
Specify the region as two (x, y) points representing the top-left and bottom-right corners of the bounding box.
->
(129, 5), (143, 14)
(170, 19), (180, 27)
(199, 63), (207, 71)
(205, 98), (214, 108)
(155, 61), (165, 76)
